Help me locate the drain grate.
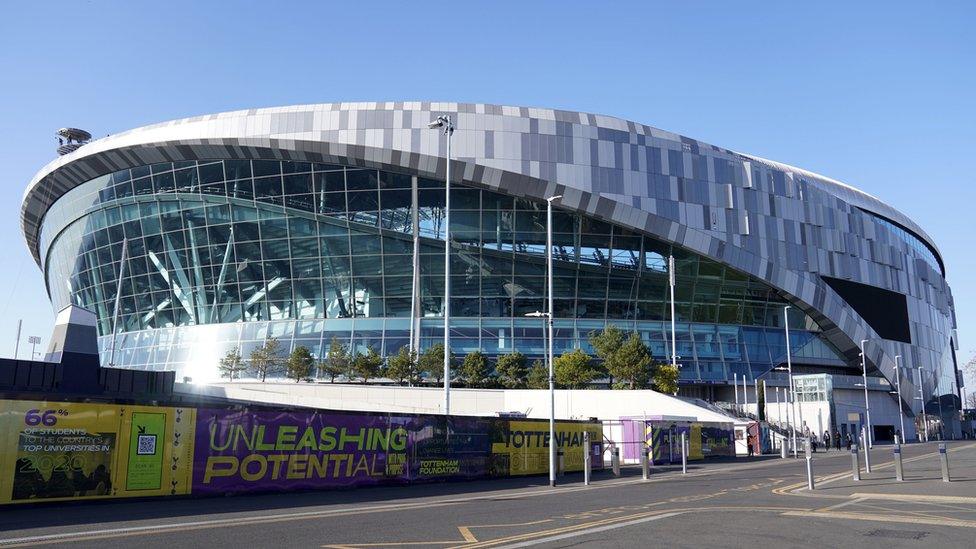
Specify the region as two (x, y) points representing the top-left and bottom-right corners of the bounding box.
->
(865, 529), (929, 540)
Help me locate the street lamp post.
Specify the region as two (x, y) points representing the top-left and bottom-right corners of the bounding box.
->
(784, 305), (798, 456)
(428, 115), (455, 415)
(916, 366), (928, 442)
(860, 339), (873, 448)
(894, 355), (906, 444)
(668, 254), (678, 373)
(734, 372), (739, 411)
(546, 194), (560, 486)
(526, 310), (555, 487)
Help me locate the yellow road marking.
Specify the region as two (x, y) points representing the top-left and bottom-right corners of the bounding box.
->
(815, 498), (864, 512)
(323, 543), (462, 548)
(449, 506), (806, 549)
(850, 500), (966, 522)
(448, 509), (683, 549)
(457, 527), (478, 543)
(850, 492), (976, 504)
(782, 510), (976, 529)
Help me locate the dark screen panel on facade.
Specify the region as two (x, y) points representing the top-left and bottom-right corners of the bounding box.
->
(822, 276), (911, 343)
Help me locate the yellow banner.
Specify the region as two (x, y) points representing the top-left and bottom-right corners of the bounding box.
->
(0, 400), (195, 504)
(492, 420), (602, 476)
(689, 424), (704, 461)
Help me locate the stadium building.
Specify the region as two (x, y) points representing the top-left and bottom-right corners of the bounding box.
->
(22, 102), (962, 438)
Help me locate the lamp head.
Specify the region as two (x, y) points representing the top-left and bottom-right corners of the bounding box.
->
(427, 119), (444, 129)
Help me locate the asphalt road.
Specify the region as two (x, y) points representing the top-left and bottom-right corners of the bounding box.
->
(1, 441), (974, 548)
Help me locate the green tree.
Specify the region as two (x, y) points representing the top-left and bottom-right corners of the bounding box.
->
(386, 346), (420, 385)
(320, 336), (350, 383)
(652, 362), (681, 395)
(460, 350), (492, 388)
(249, 337), (284, 382)
(418, 343), (455, 384)
(218, 348), (247, 381)
(351, 346), (384, 384)
(527, 358), (549, 389)
(285, 345), (315, 383)
(554, 349), (598, 389)
(589, 325), (625, 386)
(612, 333), (653, 389)
(496, 352), (529, 388)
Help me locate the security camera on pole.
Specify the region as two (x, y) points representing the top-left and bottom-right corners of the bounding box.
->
(428, 114), (454, 416)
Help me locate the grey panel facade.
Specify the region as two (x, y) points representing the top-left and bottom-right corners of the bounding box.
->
(21, 102), (958, 425)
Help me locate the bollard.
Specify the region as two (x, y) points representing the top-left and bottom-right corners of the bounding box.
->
(611, 445), (621, 476)
(939, 442), (950, 482)
(861, 427), (872, 473)
(583, 432), (591, 485)
(805, 437), (815, 490)
(781, 435), (788, 459)
(893, 443), (904, 481)
(681, 432), (688, 474)
(640, 446), (650, 480)
(557, 448), (565, 476)
(851, 443), (861, 481)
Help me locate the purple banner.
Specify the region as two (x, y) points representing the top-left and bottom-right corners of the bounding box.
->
(192, 409), (496, 494)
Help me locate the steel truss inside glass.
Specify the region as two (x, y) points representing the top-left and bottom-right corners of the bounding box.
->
(40, 159), (847, 382)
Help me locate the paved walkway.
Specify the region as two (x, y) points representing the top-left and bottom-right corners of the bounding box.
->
(2, 441), (974, 548)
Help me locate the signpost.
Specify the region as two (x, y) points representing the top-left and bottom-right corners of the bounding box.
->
(805, 437), (814, 490)
(583, 432), (591, 485)
(893, 443), (904, 481)
(939, 443), (951, 482)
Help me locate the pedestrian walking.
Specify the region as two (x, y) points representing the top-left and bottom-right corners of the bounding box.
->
(822, 431), (830, 451)
(845, 433), (852, 450)
(834, 431), (841, 450)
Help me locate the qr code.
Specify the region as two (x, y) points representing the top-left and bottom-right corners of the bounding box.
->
(137, 434), (157, 455)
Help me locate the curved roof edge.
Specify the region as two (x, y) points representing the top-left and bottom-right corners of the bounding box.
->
(737, 151), (942, 264)
(20, 101), (943, 269)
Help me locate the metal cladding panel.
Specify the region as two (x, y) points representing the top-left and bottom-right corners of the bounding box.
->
(19, 102), (955, 402)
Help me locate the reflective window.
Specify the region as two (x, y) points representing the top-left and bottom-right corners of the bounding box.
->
(40, 159), (844, 381)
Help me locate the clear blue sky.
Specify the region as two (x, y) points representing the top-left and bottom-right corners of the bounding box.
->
(0, 1), (972, 386)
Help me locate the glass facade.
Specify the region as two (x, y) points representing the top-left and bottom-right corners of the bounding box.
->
(41, 159), (846, 382)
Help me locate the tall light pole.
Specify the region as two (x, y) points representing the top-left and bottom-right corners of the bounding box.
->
(894, 355), (906, 444)
(428, 114), (455, 415)
(860, 339), (873, 448)
(784, 305), (798, 456)
(28, 336), (41, 361)
(734, 372), (740, 410)
(546, 194), (561, 487)
(14, 319), (22, 359)
(668, 254), (677, 372)
(526, 309), (555, 487)
(916, 366), (928, 442)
